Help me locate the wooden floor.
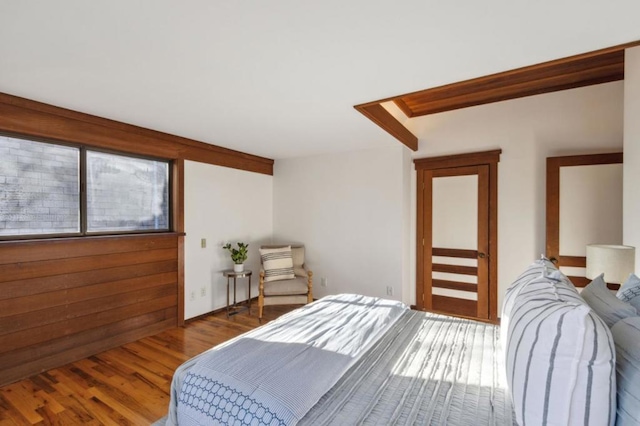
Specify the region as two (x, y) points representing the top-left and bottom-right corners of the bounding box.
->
(0, 304), (298, 425)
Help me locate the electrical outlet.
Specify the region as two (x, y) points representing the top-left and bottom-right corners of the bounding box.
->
(321, 277), (328, 287)
(190, 291), (196, 301)
(386, 286), (394, 296)
(201, 238), (207, 248)
(200, 286), (206, 297)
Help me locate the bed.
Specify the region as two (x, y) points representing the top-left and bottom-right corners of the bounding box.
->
(162, 294), (515, 425)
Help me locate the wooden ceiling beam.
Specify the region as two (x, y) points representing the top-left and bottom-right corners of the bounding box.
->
(405, 63), (624, 116)
(355, 40), (639, 150)
(354, 103), (418, 151)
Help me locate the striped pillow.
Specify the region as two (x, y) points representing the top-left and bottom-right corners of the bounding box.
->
(501, 258), (583, 343)
(611, 317), (640, 426)
(581, 274), (637, 328)
(505, 289), (616, 426)
(617, 273), (640, 311)
(260, 246), (295, 282)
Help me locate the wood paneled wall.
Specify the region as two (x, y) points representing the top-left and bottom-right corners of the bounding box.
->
(0, 234), (179, 386)
(0, 92), (273, 386)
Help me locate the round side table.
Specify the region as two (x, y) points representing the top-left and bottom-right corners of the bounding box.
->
(222, 269), (252, 317)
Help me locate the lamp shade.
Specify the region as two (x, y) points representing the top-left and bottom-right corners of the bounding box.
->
(586, 244), (636, 284)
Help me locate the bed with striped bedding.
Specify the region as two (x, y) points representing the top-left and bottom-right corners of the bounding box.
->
(164, 294), (515, 425)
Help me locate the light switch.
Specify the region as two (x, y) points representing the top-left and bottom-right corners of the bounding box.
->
(201, 238), (206, 248)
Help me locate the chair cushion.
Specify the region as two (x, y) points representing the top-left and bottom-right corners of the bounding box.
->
(291, 246), (307, 277)
(263, 277), (309, 296)
(617, 273), (640, 311)
(582, 273), (637, 328)
(260, 246), (295, 282)
(291, 246), (305, 268)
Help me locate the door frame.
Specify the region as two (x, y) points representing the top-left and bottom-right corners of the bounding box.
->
(545, 152), (623, 289)
(414, 149), (501, 322)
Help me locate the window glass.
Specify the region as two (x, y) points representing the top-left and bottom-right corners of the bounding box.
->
(0, 135), (80, 236)
(86, 151), (169, 232)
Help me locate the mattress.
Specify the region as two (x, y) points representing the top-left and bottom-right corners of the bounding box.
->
(165, 296), (515, 425)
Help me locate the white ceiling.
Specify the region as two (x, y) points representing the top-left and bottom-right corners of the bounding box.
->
(1, 1), (639, 160)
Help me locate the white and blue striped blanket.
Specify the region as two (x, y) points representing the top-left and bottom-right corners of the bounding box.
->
(173, 294), (407, 426)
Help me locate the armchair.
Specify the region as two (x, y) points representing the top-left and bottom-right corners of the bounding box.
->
(258, 245), (313, 321)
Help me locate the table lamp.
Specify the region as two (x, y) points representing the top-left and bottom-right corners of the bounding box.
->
(585, 244), (636, 284)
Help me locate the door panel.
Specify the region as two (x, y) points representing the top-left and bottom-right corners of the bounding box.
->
(415, 150), (500, 322)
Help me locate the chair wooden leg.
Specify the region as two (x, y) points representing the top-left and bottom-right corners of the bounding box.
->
(307, 270), (313, 303)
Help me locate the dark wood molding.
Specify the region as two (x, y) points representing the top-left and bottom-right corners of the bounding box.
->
(432, 263), (478, 276)
(432, 279), (478, 293)
(0, 92), (274, 175)
(432, 247), (478, 259)
(414, 149), (502, 170)
(353, 103), (418, 151)
(396, 50), (626, 117)
(174, 159), (186, 327)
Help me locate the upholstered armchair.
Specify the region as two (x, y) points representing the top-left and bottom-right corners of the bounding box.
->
(258, 245), (313, 321)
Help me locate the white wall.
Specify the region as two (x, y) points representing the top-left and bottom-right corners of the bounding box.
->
(184, 160), (273, 319)
(273, 146), (411, 302)
(624, 46), (640, 271)
(408, 81), (624, 311)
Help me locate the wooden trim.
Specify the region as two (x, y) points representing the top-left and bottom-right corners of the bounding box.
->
(0, 92), (274, 175)
(416, 169), (426, 310)
(567, 275), (621, 291)
(432, 279), (477, 293)
(414, 149), (502, 170)
(546, 152), (623, 270)
(559, 255), (586, 268)
(488, 161), (499, 322)
(432, 247), (477, 259)
(398, 52), (624, 116)
(432, 295), (477, 318)
(174, 159), (186, 327)
(476, 165), (490, 319)
(432, 263), (478, 276)
(353, 103), (418, 151)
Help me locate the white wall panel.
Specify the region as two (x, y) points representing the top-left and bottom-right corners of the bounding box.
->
(184, 161), (273, 319)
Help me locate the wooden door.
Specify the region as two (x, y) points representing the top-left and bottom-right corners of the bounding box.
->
(415, 150), (500, 322)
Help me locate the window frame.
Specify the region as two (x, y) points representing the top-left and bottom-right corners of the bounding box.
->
(0, 132), (173, 241)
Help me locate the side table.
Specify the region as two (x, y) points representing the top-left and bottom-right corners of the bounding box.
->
(222, 269), (252, 317)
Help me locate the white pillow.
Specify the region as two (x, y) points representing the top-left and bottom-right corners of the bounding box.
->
(611, 317), (640, 426)
(505, 284), (616, 425)
(501, 257), (556, 334)
(581, 274), (638, 328)
(501, 257), (580, 350)
(259, 246), (295, 282)
(617, 273), (640, 311)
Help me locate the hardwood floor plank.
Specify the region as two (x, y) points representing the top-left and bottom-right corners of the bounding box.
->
(0, 305), (294, 425)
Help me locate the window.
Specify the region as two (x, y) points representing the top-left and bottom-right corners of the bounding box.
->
(0, 134), (171, 239)
(86, 151), (169, 232)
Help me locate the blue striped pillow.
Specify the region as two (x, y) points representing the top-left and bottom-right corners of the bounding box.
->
(582, 274), (637, 328)
(611, 317), (640, 426)
(617, 273), (640, 311)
